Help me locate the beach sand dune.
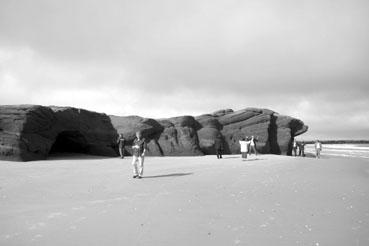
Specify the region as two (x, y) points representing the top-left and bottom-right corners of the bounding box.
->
(0, 155), (368, 245)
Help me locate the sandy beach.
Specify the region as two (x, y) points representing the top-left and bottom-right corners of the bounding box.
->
(0, 154), (368, 246)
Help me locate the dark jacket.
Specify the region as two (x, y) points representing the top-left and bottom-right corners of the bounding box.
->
(117, 137), (125, 148)
(214, 138), (223, 150)
(298, 142), (305, 150)
(132, 138), (146, 157)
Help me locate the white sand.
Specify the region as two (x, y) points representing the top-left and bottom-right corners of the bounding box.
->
(0, 154), (368, 246)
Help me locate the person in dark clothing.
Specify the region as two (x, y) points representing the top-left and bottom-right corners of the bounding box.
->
(116, 134), (126, 158)
(214, 135), (224, 159)
(298, 141), (306, 157)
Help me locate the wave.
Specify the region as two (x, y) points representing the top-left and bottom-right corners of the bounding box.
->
(305, 144), (369, 151)
(307, 149), (369, 154)
(321, 153), (369, 159)
(304, 144), (369, 160)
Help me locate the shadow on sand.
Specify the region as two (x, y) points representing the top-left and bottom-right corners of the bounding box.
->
(221, 156), (240, 159)
(292, 153), (319, 159)
(242, 158), (264, 162)
(143, 172), (193, 179)
(47, 153), (115, 161)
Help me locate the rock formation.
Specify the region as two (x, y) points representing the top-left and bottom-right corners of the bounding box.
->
(0, 105), (308, 161)
(196, 108), (308, 155)
(0, 105), (117, 161)
(110, 115), (203, 156)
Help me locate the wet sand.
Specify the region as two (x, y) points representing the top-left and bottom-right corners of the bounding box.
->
(0, 154), (368, 245)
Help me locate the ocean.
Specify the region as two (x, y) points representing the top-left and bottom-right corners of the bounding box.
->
(305, 144), (369, 159)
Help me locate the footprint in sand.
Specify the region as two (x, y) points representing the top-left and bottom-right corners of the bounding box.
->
(70, 225), (77, 230)
(89, 200), (106, 204)
(69, 217), (87, 231)
(28, 222), (46, 230)
(31, 234), (43, 241)
(2, 233), (20, 240)
(234, 239), (241, 244)
(304, 224), (312, 232)
(47, 212), (66, 219)
(259, 223), (269, 228)
(74, 217), (87, 223)
(112, 197), (126, 201)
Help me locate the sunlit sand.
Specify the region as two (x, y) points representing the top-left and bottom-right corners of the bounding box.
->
(1, 155), (368, 245)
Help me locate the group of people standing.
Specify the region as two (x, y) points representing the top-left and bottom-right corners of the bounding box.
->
(239, 136), (258, 159)
(117, 132), (323, 179)
(292, 140), (306, 157)
(211, 135), (258, 160)
(292, 139), (323, 158)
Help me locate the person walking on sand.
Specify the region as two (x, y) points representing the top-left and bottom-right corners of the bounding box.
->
(292, 139), (298, 156)
(132, 131), (147, 179)
(214, 134), (224, 159)
(315, 140), (322, 159)
(116, 134), (126, 158)
(239, 138), (248, 159)
(248, 136), (258, 156)
(298, 141), (306, 157)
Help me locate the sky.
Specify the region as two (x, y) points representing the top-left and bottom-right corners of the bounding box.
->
(0, 0), (368, 140)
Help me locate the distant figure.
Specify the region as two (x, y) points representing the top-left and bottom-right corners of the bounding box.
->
(315, 140), (322, 158)
(248, 136), (258, 156)
(116, 134), (126, 158)
(298, 141), (306, 157)
(132, 131), (147, 179)
(239, 138), (248, 159)
(214, 135), (224, 159)
(292, 139), (298, 156)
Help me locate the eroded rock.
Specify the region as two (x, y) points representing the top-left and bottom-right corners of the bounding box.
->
(0, 105), (308, 161)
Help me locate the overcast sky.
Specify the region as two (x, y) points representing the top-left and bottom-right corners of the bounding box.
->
(0, 0), (368, 140)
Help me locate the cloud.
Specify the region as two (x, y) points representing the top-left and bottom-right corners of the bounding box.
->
(0, 0), (368, 139)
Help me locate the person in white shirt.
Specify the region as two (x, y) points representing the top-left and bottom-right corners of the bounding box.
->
(239, 138), (248, 159)
(315, 140), (322, 159)
(292, 139), (298, 156)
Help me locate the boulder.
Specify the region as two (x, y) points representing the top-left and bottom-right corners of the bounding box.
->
(197, 127), (221, 154)
(108, 115), (202, 156)
(154, 116), (202, 156)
